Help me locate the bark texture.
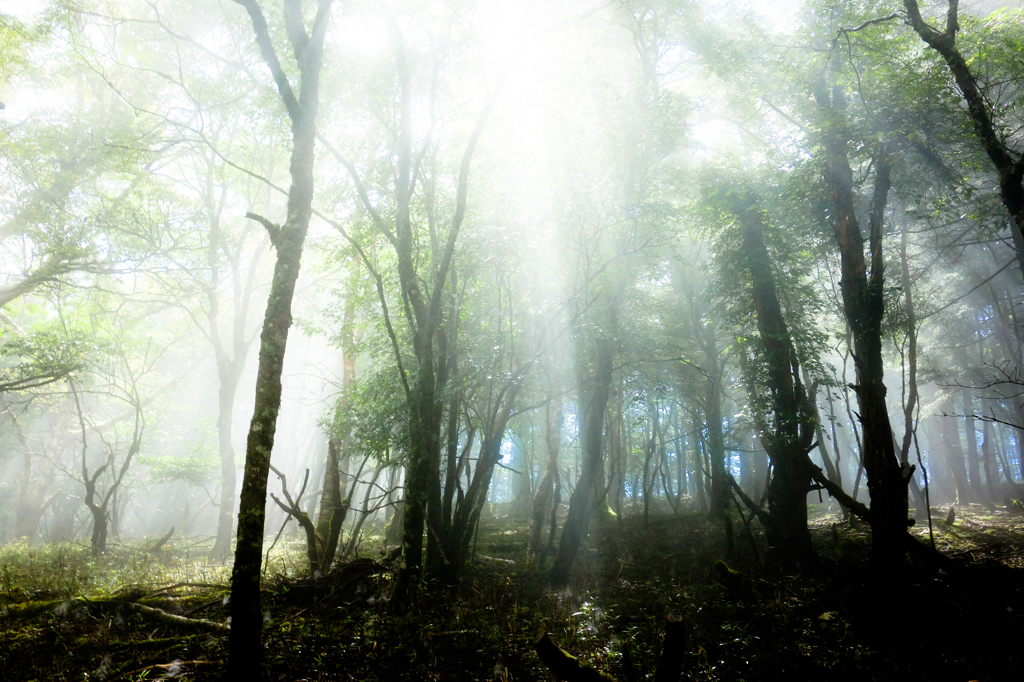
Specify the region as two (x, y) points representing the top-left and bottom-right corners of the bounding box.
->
(227, 1), (332, 676)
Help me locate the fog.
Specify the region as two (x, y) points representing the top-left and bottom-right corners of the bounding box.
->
(2, 0), (1024, 678)
(1, 0), (1021, 539)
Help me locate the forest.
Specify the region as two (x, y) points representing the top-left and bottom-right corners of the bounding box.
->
(2, 0), (1024, 680)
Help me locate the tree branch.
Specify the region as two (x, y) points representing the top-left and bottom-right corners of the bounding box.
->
(231, 0), (300, 121)
(837, 13), (901, 36)
(244, 212), (280, 247)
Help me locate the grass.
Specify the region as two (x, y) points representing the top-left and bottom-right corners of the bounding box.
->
(0, 538), (232, 601)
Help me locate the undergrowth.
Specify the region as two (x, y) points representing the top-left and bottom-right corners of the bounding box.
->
(1, 504), (1023, 681)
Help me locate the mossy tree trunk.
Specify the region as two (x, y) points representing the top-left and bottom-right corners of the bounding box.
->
(227, 0), (332, 677)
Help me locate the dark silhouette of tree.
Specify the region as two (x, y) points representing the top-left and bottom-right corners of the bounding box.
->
(813, 81), (911, 583)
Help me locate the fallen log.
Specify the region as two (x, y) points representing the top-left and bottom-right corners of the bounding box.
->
(125, 602), (229, 633)
(148, 527), (175, 554)
(108, 659), (220, 681)
(1, 590), (146, 619)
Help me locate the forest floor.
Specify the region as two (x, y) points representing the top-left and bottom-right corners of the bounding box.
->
(2, 501), (1024, 681)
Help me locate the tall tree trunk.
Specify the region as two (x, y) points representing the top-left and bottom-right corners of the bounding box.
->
(963, 388), (980, 501)
(227, 1), (332, 676)
(727, 190), (816, 565)
(938, 394), (971, 503)
(981, 412), (997, 500)
(692, 415), (707, 511)
(208, 198), (266, 560)
(352, 57), (497, 605)
(531, 378), (564, 560)
(548, 327), (614, 585)
(814, 83), (909, 582)
(316, 289), (357, 571)
(703, 326), (729, 520)
(607, 384), (625, 515)
(211, 368), (241, 560)
(642, 409), (655, 529)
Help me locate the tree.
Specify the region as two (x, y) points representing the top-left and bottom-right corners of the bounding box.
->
(70, 360), (147, 556)
(225, 0), (333, 675)
(711, 181), (818, 566)
(316, 2), (500, 603)
(812, 79), (911, 582)
(903, 1), (1024, 277)
(547, 304), (616, 585)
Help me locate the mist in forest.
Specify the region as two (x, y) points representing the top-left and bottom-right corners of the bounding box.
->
(2, 0), (1024, 680)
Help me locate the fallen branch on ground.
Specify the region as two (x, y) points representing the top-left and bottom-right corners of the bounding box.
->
(148, 527), (175, 554)
(126, 602), (229, 633)
(108, 659), (220, 682)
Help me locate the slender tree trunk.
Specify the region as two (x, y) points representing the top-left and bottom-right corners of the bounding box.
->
(207, 198), (265, 560)
(938, 394), (971, 503)
(608, 384), (625, 515)
(532, 385), (563, 559)
(445, 382), (522, 577)
(963, 388), (980, 501)
(676, 410), (688, 498)
(376, 57), (497, 605)
(692, 416), (707, 511)
(642, 411), (655, 529)
(981, 412), (996, 500)
(316, 290), (356, 571)
(808, 380), (847, 520)
(704, 327), (729, 520)
(211, 368), (241, 560)
(227, 1), (332, 676)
